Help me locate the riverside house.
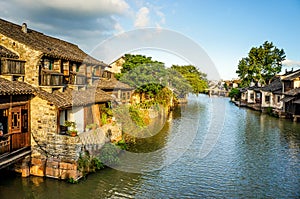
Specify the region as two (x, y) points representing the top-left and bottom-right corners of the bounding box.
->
(0, 18), (117, 179)
(260, 76), (283, 112)
(237, 69), (300, 122)
(280, 69), (300, 121)
(96, 76), (133, 104)
(0, 77), (35, 169)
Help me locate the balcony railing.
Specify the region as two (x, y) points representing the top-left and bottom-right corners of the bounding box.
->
(0, 58), (25, 75)
(40, 70), (64, 86)
(69, 72), (87, 85)
(0, 131), (30, 156)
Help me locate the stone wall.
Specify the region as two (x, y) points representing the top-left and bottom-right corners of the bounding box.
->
(0, 33), (43, 86)
(78, 128), (109, 156)
(30, 96), (83, 180)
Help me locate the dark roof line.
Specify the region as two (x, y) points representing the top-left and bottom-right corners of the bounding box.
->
(0, 18), (108, 67)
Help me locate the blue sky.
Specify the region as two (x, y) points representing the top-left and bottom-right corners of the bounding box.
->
(1, 0), (299, 79)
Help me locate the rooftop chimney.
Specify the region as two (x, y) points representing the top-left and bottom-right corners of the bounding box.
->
(22, 23), (27, 33)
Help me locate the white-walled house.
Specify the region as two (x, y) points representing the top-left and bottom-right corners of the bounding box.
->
(260, 77), (283, 110)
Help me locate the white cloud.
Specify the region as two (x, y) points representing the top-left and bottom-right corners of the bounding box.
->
(0, 0), (132, 52)
(282, 59), (300, 67)
(134, 7), (150, 27)
(12, 0), (129, 15)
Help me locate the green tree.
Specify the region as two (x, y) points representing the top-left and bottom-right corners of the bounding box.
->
(171, 65), (208, 93)
(236, 41), (286, 87)
(229, 88), (241, 100)
(115, 54), (164, 80)
(119, 62), (192, 97)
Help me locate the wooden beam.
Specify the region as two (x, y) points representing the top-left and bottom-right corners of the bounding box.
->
(0, 101), (29, 109)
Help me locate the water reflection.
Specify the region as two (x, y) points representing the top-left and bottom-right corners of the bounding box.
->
(0, 95), (299, 198)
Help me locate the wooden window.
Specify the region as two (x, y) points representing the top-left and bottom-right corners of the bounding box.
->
(277, 96), (281, 103)
(265, 96), (270, 103)
(21, 110), (28, 132)
(11, 107), (21, 133)
(250, 93), (254, 99)
(0, 59), (25, 75)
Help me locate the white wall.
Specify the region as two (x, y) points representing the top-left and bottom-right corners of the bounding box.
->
(64, 107), (85, 133)
(261, 91), (272, 108)
(294, 80), (300, 88)
(72, 107), (84, 133)
(247, 90), (255, 103)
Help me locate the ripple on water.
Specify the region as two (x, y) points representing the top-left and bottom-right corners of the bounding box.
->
(0, 96), (299, 198)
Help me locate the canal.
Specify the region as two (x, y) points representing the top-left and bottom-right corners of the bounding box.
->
(0, 95), (299, 198)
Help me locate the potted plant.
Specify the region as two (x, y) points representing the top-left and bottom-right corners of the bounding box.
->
(64, 121), (78, 137)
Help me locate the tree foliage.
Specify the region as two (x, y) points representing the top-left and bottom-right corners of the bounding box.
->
(116, 54), (192, 97)
(171, 65), (208, 93)
(229, 88), (241, 100)
(115, 54), (164, 80)
(236, 41), (286, 87)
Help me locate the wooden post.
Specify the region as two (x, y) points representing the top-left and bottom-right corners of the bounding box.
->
(92, 104), (101, 127)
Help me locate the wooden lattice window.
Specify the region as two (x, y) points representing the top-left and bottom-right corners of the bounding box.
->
(22, 110), (28, 132)
(11, 107), (21, 133)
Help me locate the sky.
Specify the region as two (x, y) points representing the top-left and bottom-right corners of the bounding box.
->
(0, 0), (299, 80)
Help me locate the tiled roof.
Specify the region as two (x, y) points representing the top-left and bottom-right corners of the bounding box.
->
(261, 77), (282, 92)
(0, 18), (108, 66)
(281, 96), (294, 103)
(0, 77), (35, 95)
(96, 78), (133, 90)
(281, 69), (300, 81)
(293, 98), (300, 104)
(247, 86), (259, 91)
(36, 88), (112, 109)
(284, 88), (300, 96)
(272, 89), (283, 95)
(0, 45), (19, 59)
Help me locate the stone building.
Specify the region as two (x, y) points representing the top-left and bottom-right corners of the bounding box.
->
(0, 18), (108, 91)
(0, 18), (119, 179)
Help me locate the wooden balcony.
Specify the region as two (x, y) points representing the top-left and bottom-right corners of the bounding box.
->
(40, 70), (64, 86)
(69, 71), (87, 85)
(0, 132), (31, 169)
(0, 58), (25, 75)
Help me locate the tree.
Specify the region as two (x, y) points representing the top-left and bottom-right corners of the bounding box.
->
(229, 88), (241, 100)
(171, 65), (208, 93)
(236, 41), (286, 87)
(115, 54), (164, 80)
(116, 54), (192, 98)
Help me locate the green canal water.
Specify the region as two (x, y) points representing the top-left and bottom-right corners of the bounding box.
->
(0, 95), (299, 198)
